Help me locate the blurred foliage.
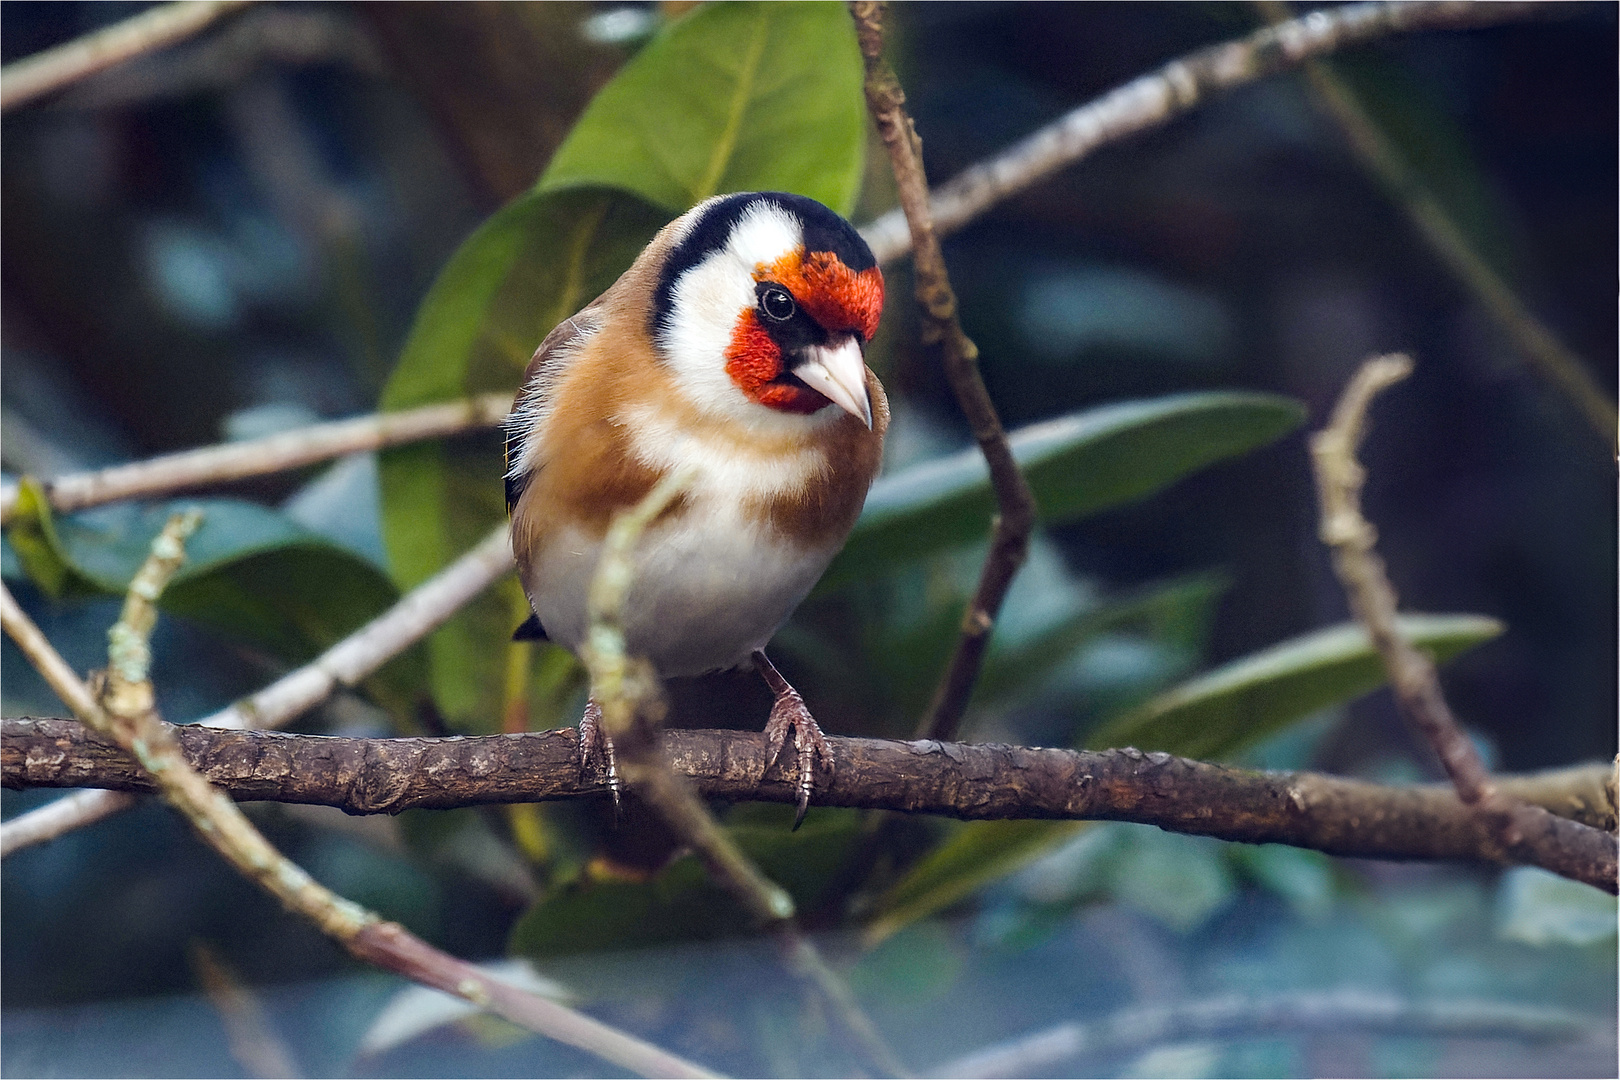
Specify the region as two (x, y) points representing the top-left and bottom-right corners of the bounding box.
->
(1093, 613), (1504, 760)
(820, 392), (1305, 591)
(2, 2), (1614, 1075)
(5, 480), (421, 713)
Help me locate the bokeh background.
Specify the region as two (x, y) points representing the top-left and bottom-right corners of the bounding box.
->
(3, 3), (1615, 1077)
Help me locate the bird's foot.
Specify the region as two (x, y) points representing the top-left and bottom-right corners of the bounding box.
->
(761, 686), (831, 830)
(577, 698), (621, 814)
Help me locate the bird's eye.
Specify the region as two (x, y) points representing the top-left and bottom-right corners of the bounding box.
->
(759, 286), (796, 322)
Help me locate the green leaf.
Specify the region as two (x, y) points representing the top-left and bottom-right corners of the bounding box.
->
(819, 393), (1306, 592)
(378, 190), (661, 728)
(862, 615), (1502, 943)
(5, 478), (99, 599)
(862, 820), (1087, 948)
(1109, 830), (1235, 932)
(1495, 866), (1618, 946)
(974, 571), (1229, 710)
(1227, 843), (1336, 921)
(541, 2), (866, 214)
(847, 922), (964, 1007)
(3, 495), (416, 713)
(1089, 614), (1505, 760)
(509, 810), (863, 957)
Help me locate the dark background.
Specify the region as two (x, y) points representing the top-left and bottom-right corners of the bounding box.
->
(2, 3), (1614, 1075)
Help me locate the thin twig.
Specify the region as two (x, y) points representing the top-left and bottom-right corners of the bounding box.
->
(579, 473), (909, 1076)
(1253, 0), (1615, 445)
(0, 788), (138, 857)
(851, 1), (1038, 744)
(190, 942), (303, 1080)
(8, 718), (1616, 890)
(0, 1), (253, 111)
(0, 523), (514, 856)
(55, 6), (387, 111)
(1309, 354), (1618, 891)
(0, 555), (715, 1079)
(858, 1), (1554, 265)
(933, 990), (1599, 1078)
(0, 392), (511, 525)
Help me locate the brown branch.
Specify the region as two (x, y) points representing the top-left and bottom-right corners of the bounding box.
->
(7, 717), (1614, 891)
(0, 392), (511, 525)
(852, 1), (1038, 744)
(0, 523), (514, 856)
(857, 1), (1557, 265)
(0, 555), (714, 1079)
(1309, 355), (1618, 892)
(1254, 1), (1615, 445)
(0, 1), (253, 111)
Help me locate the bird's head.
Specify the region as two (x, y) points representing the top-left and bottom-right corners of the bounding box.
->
(652, 192), (883, 431)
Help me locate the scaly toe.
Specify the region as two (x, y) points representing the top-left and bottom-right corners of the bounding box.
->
(577, 700), (622, 813)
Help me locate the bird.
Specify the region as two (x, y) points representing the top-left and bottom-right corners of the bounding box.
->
(504, 190), (888, 827)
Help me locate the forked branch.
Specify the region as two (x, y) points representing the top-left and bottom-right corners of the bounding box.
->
(1309, 355), (1618, 892)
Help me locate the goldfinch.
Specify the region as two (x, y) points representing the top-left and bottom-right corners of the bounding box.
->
(505, 191), (888, 825)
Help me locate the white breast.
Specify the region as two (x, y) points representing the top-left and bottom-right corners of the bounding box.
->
(521, 420), (840, 677)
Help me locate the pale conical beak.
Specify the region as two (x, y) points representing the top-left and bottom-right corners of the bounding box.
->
(792, 337), (872, 429)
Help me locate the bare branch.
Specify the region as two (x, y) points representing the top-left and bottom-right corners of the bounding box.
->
(0, 544), (715, 1080)
(852, 1), (1038, 744)
(1253, 1), (1615, 444)
(0, 393), (510, 525)
(0, 1), (252, 112)
(8, 717), (1615, 891)
(858, 1), (1555, 265)
(934, 990), (1599, 1078)
(1309, 355), (1618, 892)
(0, 523), (514, 856)
(55, 6), (386, 111)
(580, 473), (908, 1077)
(0, 788), (137, 857)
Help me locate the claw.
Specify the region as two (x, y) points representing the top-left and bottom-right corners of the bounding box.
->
(578, 698), (621, 815)
(754, 651), (832, 830)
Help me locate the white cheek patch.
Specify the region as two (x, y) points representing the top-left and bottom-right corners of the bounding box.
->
(659, 200), (818, 431)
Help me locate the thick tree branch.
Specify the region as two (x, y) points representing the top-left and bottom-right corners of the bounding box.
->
(852, 2), (1038, 743)
(0, 523), (515, 856)
(1310, 355), (1618, 892)
(858, 1), (1555, 265)
(7, 717), (1614, 892)
(0, 392), (511, 525)
(0, 0), (252, 112)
